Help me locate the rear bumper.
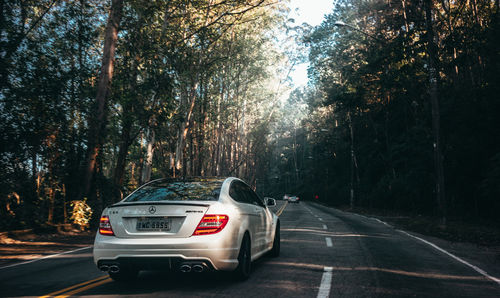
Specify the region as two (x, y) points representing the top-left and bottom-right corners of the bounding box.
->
(93, 233), (240, 271)
(96, 257), (215, 272)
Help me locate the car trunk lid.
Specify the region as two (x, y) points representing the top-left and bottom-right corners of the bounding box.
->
(105, 202), (214, 238)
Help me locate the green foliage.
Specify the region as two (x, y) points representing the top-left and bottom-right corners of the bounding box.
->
(3, 0), (497, 231)
(272, 0), (500, 226)
(0, 0), (286, 229)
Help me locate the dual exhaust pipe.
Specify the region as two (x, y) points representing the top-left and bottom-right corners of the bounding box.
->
(179, 263), (206, 273)
(99, 264), (120, 273)
(99, 262), (207, 274)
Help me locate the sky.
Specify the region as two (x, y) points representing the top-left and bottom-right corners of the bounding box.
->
(287, 0), (335, 87)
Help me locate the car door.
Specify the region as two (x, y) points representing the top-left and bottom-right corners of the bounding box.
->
(241, 184), (267, 253)
(229, 181), (262, 256)
(254, 192), (274, 250)
(261, 199), (275, 249)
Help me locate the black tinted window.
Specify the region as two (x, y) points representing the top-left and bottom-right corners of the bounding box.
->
(125, 180), (222, 202)
(229, 182), (242, 202)
(230, 181), (264, 207)
(229, 181), (252, 204)
(244, 186), (265, 207)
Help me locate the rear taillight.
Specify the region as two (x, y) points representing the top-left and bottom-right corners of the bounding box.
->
(192, 215), (229, 236)
(99, 215), (115, 236)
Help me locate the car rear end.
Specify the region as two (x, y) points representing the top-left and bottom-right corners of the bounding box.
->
(93, 178), (241, 274)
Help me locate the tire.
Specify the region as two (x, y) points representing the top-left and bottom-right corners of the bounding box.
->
(234, 234), (251, 281)
(109, 267), (138, 282)
(269, 222), (280, 258)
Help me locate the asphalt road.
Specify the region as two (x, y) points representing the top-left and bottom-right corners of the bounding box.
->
(1, 201), (499, 297)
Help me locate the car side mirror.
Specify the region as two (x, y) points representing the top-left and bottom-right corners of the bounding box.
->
(266, 198), (276, 207)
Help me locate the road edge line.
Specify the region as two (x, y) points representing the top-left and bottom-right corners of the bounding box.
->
(307, 201), (500, 287)
(397, 229), (500, 286)
(0, 246), (92, 270)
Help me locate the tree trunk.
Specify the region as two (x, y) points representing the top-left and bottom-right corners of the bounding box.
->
(175, 83), (198, 172)
(112, 117), (133, 200)
(31, 151), (39, 198)
(79, 0), (123, 200)
(62, 184), (68, 223)
(141, 128), (155, 183)
(112, 52), (139, 199)
(130, 162), (137, 186)
(348, 111), (356, 209)
(425, 0), (447, 226)
(47, 187), (55, 224)
(402, 0), (410, 35)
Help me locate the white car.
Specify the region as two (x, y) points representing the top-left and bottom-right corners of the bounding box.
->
(288, 196), (300, 203)
(93, 177), (280, 281)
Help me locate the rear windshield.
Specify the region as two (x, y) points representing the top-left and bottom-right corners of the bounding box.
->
(124, 180), (223, 202)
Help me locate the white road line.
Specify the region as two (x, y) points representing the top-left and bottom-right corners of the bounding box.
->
(325, 237), (332, 247)
(318, 218), (323, 221)
(0, 246), (92, 270)
(317, 266), (333, 298)
(373, 215), (500, 286)
(323, 224), (328, 230)
(398, 230), (500, 286)
(371, 217), (392, 227)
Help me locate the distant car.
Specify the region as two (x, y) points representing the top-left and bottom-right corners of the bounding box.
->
(288, 196), (300, 203)
(93, 177), (280, 281)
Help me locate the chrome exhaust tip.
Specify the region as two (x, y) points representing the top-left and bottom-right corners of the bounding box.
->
(192, 264), (204, 273)
(109, 265), (120, 274)
(99, 265), (109, 272)
(179, 264), (192, 273)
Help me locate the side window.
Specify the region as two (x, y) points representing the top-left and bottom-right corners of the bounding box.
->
(229, 182), (241, 202)
(230, 181), (252, 204)
(250, 191), (265, 208)
(242, 183), (265, 208)
(229, 182), (243, 203)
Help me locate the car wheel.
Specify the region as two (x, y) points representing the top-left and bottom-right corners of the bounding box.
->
(269, 222), (280, 258)
(234, 234), (251, 281)
(108, 267), (138, 282)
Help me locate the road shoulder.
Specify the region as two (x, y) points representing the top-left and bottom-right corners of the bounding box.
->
(307, 201), (500, 287)
(0, 229), (95, 268)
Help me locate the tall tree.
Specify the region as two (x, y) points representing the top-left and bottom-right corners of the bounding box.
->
(79, 0), (123, 202)
(424, 0), (447, 225)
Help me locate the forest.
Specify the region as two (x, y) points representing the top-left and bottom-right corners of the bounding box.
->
(1, 0), (499, 232)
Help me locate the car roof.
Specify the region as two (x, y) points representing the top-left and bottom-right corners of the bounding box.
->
(145, 177), (228, 185)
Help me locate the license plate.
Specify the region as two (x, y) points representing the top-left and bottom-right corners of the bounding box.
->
(136, 217), (171, 231)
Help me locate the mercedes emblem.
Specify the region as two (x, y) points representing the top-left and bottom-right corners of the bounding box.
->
(148, 206), (156, 214)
